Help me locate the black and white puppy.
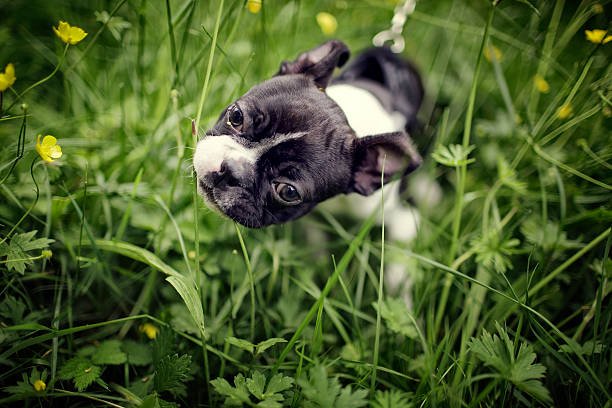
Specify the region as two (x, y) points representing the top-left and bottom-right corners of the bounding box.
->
(193, 40), (426, 235)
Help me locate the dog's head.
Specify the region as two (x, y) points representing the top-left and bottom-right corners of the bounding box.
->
(193, 40), (421, 227)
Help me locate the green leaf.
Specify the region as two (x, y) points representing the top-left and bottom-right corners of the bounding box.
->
(299, 365), (340, 408)
(212, 371), (294, 406)
(166, 275), (207, 337)
(94, 10), (132, 41)
(520, 217), (574, 253)
(246, 370), (266, 400)
(93, 239), (181, 278)
(58, 357), (102, 391)
(335, 386), (368, 408)
(559, 339), (604, 356)
(140, 393), (177, 408)
(0, 231), (53, 274)
(265, 373), (294, 395)
(140, 393), (161, 408)
(0, 295), (26, 323)
(469, 323), (551, 404)
(211, 375), (251, 406)
(371, 390), (414, 408)
(497, 158), (527, 193)
(256, 338), (287, 355)
(152, 328), (175, 364)
(471, 232), (520, 274)
(226, 336), (255, 354)
(431, 144), (476, 167)
(169, 303), (200, 335)
(298, 364), (367, 408)
(123, 340), (153, 366)
(257, 400), (282, 408)
(373, 297), (418, 339)
(153, 354), (192, 395)
(92, 339), (127, 365)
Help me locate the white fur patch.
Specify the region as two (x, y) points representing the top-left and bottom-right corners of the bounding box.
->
(326, 84), (405, 137)
(193, 133), (307, 180)
(193, 135), (257, 178)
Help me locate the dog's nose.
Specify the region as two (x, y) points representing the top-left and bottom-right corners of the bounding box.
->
(202, 160), (239, 188)
(211, 161), (230, 185)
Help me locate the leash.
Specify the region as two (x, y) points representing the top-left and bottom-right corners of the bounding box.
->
(372, 0), (417, 53)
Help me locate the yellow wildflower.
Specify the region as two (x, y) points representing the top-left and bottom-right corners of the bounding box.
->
(246, 0), (262, 14)
(0, 63), (16, 92)
(316, 12), (337, 36)
(585, 29), (611, 44)
(139, 323), (159, 339)
(33, 379), (46, 392)
(592, 4), (604, 14)
(533, 74), (550, 93)
(557, 103), (572, 120)
(484, 45), (502, 62)
(35, 135), (63, 163)
(53, 21), (88, 45)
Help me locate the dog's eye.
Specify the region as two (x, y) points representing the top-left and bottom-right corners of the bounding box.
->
(227, 105), (244, 130)
(273, 182), (302, 205)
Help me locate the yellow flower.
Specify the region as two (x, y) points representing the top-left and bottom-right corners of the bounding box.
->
(36, 135), (63, 163)
(585, 29), (611, 44)
(557, 103), (572, 120)
(139, 323), (159, 339)
(33, 379), (46, 392)
(53, 21), (88, 45)
(316, 12), (337, 36)
(533, 74), (550, 93)
(0, 63), (16, 92)
(246, 0), (262, 14)
(592, 3), (604, 14)
(484, 45), (502, 62)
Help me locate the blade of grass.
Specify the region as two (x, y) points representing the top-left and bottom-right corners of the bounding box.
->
(370, 157), (386, 395)
(234, 223), (256, 341)
(273, 210), (377, 372)
(435, 3), (496, 336)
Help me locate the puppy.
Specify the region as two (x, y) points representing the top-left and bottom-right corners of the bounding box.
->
(193, 40), (426, 235)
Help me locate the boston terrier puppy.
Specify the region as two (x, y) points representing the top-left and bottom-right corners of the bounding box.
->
(193, 40), (427, 237)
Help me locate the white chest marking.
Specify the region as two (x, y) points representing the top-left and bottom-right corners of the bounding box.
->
(322, 84), (420, 243)
(326, 84), (405, 137)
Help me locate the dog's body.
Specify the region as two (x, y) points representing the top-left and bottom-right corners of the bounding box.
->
(193, 41), (426, 235)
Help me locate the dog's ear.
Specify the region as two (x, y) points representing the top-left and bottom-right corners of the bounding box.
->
(277, 40), (350, 89)
(348, 132), (422, 196)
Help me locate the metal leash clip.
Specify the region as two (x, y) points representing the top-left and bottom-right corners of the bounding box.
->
(372, 0), (417, 53)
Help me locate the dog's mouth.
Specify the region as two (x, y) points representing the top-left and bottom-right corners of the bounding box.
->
(197, 179), (225, 214)
(196, 178), (266, 228)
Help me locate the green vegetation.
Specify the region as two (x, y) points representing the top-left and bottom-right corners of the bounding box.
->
(1, 0), (610, 406)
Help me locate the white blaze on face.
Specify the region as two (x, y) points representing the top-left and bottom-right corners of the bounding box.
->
(326, 84), (405, 137)
(193, 135), (257, 179)
(193, 132), (309, 182)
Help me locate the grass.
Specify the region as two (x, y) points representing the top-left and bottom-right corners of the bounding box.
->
(0, 0), (611, 407)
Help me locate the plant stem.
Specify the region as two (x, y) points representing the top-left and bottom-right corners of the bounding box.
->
(194, 0), (225, 132)
(15, 44), (69, 103)
(0, 158), (40, 245)
(434, 4), (495, 337)
(234, 223), (256, 341)
(370, 161), (386, 395)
